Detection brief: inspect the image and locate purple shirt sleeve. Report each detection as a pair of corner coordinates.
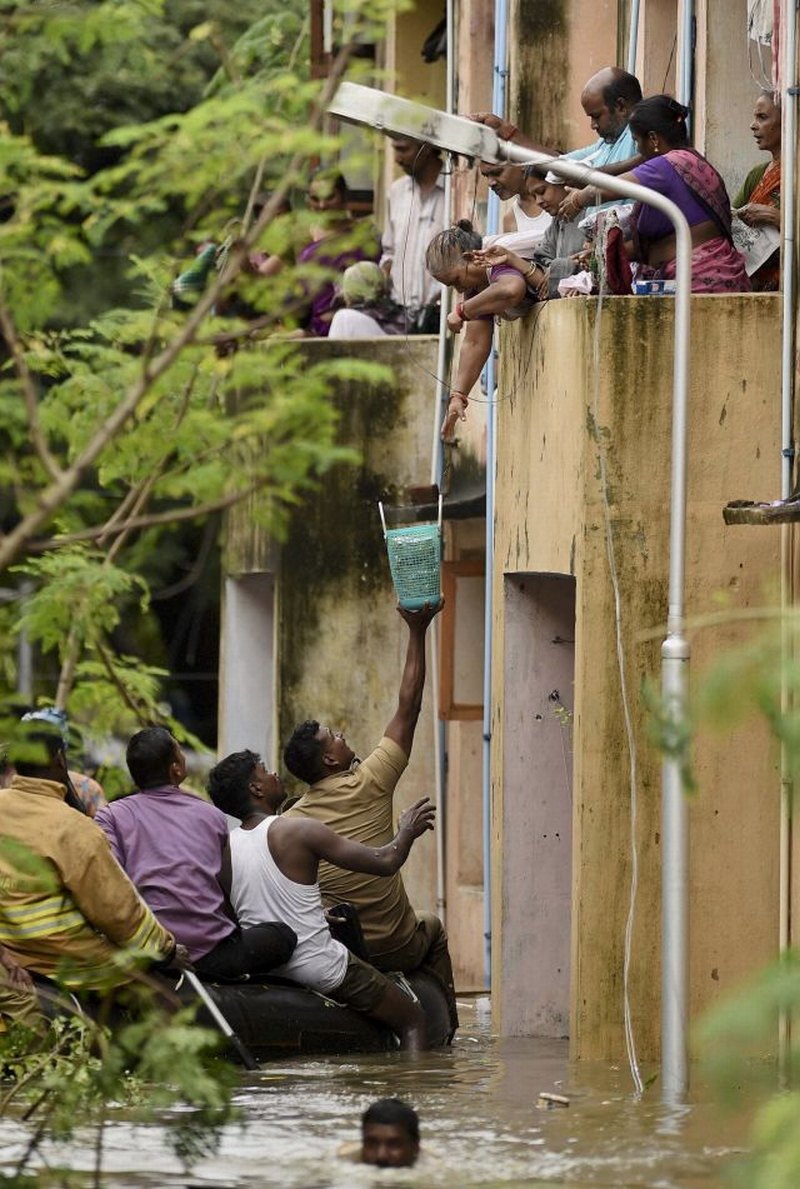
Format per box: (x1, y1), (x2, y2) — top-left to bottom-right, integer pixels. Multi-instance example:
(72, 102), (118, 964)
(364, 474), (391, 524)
(632, 156), (711, 240)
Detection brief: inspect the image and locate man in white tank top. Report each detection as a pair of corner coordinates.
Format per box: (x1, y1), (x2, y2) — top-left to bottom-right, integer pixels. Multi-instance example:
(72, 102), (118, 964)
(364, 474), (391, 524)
(209, 751), (436, 1051)
(479, 161), (552, 257)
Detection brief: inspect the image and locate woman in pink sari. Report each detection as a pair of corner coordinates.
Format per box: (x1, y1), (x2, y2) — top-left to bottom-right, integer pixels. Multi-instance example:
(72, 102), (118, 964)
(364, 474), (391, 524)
(594, 95), (750, 293)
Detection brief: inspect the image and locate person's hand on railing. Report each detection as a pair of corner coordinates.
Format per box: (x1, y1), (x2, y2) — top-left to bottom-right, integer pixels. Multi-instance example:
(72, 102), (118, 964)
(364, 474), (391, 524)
(469, 112), (519, 141)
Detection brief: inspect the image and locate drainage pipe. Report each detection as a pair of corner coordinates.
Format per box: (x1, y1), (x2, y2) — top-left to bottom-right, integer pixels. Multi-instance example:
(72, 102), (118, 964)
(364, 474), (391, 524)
(626, 0), (642, 76)
(326, 80), (695, 1100)
(480, 0), (510, 991)
(429, 0), (456, 927)
(778, 0), (798, 1065)
(677, 0), (694, 116)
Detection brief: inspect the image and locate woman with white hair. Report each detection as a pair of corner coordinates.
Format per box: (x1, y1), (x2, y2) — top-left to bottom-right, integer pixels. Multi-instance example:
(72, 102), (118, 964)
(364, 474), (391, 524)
(328, 261), (406, 339)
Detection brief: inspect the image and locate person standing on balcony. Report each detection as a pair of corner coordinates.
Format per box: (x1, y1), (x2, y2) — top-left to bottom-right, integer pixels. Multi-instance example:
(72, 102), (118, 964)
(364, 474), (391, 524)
(380, 136), (446, 332)
(472, 67), (643, 221)
(591, 95), (752, 293)
(479, 161), (552, 256)
(282, 602), (458, 1037)
(733, 90), (781, 291)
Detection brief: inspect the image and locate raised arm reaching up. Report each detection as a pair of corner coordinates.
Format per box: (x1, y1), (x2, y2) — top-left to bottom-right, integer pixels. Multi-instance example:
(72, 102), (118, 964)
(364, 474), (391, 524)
(383, 603), (442, 760)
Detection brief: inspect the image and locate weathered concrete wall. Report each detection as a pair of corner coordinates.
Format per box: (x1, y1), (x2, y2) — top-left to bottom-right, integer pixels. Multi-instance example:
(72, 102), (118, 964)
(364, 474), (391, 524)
(275, 338), (442, 924)
(493, 296), (784, 1061)
(509, 0), (620, 153)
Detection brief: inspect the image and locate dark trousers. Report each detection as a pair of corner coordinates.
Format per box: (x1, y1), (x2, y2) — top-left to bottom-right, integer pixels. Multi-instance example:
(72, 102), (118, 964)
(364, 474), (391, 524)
(194, 923), (296, 981)
(369, 912), (459, 1034)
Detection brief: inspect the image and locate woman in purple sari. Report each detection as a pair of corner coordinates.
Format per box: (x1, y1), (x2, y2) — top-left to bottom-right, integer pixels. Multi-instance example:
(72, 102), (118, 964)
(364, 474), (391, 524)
(595, 95), (750, 293)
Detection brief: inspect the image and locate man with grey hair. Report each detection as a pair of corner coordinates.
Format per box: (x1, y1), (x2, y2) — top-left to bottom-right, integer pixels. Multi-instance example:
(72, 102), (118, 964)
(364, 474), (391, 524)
(472, 66), (643, 219)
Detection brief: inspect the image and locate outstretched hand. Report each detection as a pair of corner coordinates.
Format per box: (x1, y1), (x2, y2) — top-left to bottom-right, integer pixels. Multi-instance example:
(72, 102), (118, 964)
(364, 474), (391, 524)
(472, 245), (511, 269)
(397, 600), (443, 631)
(469, 111), (517, 141)
(441, 393), (468, 441)
(398, 796), (436, 838)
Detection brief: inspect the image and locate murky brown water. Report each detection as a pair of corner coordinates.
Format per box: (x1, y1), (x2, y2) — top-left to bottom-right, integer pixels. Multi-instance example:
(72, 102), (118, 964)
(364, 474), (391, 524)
(0, 998), (753, 1187)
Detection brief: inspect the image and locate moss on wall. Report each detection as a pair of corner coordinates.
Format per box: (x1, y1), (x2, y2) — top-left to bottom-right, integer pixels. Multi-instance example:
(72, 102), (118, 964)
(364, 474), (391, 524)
(512, 0), (569, 149)
(273, 338), (441, 751)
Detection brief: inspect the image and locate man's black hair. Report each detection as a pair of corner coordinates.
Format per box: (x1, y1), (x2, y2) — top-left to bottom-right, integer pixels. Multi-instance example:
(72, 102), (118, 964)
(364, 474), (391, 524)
(207, 750), (261, 820)
(361, 1098), (420, 1142)
(602, 69), (643, 110)
(11, 721), (65, 778)
(126, 726), (177, 790)
(283, 720), (324, 784)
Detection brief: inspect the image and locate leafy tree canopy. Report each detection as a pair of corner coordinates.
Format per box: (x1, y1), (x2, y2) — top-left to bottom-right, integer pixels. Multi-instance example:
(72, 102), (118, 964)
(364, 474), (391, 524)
(0, 0), (395, 746)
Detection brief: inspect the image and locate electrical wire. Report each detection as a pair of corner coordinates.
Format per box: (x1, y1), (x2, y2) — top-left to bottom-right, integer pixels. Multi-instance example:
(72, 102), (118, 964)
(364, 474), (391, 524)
(590, 272), (644, 1099)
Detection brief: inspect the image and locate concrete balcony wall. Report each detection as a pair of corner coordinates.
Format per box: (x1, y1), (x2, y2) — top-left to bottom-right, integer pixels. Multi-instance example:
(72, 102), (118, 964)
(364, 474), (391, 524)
(492, 295), (784, 1060)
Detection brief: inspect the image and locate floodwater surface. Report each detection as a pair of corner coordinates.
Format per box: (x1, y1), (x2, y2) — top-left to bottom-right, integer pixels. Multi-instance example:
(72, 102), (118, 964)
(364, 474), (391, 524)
(0, 998), (750, 1187)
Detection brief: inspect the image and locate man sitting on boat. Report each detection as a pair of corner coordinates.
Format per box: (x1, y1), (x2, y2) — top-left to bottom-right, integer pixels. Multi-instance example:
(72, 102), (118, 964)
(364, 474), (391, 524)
(95, 727), (296, 981)
(0, 712), (178, 1007)
(282, 603), (458, 1037)
(208, 749), (436, 1051)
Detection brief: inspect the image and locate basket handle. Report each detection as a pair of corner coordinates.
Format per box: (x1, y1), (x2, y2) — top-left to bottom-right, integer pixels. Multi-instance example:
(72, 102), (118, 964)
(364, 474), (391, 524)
(378, 501), (388, 536)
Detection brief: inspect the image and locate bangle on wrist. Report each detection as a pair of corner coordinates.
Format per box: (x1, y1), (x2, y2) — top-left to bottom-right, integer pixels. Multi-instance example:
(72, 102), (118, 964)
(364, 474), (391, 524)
(504, 124), (519, 141)
(455, 301), (471, 322)
(524, 260), (537, 279)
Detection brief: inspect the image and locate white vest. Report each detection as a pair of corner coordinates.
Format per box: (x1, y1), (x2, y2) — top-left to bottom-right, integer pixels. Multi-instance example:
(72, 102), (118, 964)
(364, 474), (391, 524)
(229, 817), (349, 993)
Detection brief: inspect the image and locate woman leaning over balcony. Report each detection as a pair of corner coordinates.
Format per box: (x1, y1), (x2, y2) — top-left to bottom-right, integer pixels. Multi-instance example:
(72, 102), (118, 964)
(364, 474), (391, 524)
(733, 90), (781, 291)
(578, 94), (751, 293)
(426, 220), (531, 442)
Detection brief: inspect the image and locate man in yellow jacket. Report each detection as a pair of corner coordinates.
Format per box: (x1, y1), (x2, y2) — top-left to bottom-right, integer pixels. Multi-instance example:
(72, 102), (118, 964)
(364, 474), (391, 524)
(0, 711), (177, 1006)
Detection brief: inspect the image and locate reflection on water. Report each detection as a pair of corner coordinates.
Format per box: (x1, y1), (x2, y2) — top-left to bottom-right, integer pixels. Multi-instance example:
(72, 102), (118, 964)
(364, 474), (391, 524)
(0, 998), (749, 1187)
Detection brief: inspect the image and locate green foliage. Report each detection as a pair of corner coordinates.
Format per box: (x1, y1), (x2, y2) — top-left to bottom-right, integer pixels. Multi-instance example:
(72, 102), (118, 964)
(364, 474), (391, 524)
(0, 0), (393, 740)
(696, 952), (800, 1188)
(648, 618), (800, 1183)
(0, 996), (237, 1182)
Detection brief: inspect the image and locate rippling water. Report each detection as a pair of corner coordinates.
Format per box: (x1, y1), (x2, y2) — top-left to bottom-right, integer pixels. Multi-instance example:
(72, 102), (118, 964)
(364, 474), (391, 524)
(0, 998), (750, 1187)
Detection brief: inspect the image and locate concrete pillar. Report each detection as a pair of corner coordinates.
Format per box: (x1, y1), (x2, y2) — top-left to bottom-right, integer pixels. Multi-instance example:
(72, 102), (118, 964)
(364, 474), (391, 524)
(495, 572), (575, 1036)
(218, 574), (275, 764)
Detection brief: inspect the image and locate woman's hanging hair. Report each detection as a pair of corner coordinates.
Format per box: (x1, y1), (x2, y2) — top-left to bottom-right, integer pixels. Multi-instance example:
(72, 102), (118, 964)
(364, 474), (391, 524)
(628, 94), (690, 147)
(425, 219), (482, 276)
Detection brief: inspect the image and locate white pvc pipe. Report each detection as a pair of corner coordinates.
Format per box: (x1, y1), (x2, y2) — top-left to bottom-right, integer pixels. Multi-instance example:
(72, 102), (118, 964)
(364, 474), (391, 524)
(627, 0), (642, 76)
(429, 0), (456, 929)
(778, 0), (797, 1067)
(480, 0), (509, 991)
(677, 0), (694, 114)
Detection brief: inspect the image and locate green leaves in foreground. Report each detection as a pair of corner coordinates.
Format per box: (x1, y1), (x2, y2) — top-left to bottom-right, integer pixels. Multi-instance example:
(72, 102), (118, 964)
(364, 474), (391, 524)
(697, 952), (800, 1188)
(0, 998), (237, 1180)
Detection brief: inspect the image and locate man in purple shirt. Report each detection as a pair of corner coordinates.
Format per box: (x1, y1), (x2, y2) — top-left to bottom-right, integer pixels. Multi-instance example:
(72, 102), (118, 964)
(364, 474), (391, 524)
(95, 727), (296, 980)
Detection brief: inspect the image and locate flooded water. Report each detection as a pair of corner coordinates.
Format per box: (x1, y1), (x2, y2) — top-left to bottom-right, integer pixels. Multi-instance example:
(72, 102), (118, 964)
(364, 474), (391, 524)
(0, 998), (752, 1187)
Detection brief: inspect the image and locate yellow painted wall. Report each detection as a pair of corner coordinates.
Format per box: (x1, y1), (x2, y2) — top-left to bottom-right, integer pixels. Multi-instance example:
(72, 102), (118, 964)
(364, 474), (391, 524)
(493, 296), (784, 1060)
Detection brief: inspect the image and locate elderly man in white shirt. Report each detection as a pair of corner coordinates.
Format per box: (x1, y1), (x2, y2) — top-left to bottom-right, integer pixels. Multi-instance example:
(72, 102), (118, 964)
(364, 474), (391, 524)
(380, 136), (446, 332)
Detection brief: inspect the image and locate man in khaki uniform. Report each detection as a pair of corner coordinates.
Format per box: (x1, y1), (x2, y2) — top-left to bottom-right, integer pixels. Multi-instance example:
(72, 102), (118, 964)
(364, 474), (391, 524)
(283, 603), (457, 1034)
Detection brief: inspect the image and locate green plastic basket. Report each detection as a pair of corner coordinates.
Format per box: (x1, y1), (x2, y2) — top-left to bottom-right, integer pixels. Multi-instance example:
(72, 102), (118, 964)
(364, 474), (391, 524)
(379, 496), (442, 611)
